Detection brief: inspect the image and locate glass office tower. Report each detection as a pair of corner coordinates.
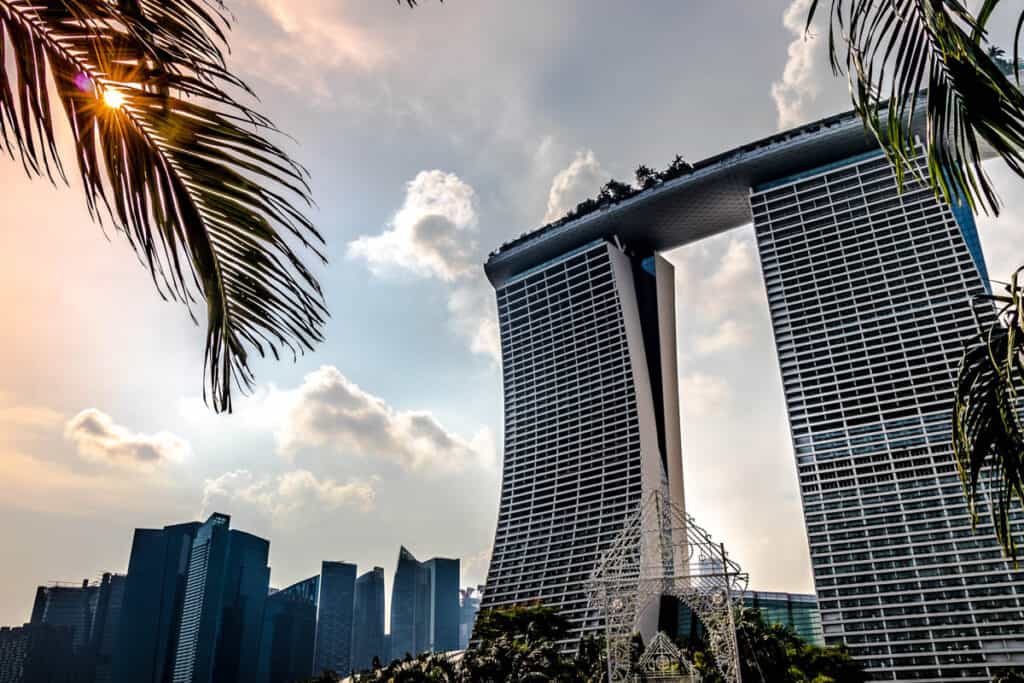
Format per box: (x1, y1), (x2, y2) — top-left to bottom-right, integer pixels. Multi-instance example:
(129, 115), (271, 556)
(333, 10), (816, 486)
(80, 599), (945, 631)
(480, 240), (685, 645)
(389, 548), (428, 660)
(352, 568), (385, 672)
(114, 521), (199, 683)
(424, 558), (460, 653)
(256, 576), (319, 683)
(314, 561), (357, 676)
(752, 152), (1024, 680)
(742, 591), (824, 646)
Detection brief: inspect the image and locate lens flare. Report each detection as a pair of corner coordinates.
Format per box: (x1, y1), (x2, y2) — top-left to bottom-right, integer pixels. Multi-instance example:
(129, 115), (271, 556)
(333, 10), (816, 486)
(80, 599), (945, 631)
(103, 88), (126, 109)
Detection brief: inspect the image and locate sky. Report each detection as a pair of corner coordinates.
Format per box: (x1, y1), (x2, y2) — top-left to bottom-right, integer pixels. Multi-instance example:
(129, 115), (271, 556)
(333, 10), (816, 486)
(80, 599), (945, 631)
(2, 0), (1024, 627)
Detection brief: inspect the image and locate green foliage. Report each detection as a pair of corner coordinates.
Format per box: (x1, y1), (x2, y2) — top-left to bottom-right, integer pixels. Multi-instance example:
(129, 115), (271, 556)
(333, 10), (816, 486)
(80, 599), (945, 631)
(0, 0), (325, 412)
(993, 670), (1024, 683)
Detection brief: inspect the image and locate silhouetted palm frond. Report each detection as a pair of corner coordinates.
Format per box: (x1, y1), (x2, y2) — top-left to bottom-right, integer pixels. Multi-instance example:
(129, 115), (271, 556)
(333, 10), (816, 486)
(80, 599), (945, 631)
(807, 0), (1024, 215)
(954, 269), (1024, 561)
(0, 0), (326, 412)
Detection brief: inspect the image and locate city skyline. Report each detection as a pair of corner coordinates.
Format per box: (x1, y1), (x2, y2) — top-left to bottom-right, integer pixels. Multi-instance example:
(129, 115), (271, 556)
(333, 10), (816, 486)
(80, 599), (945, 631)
(5, 0), (1024, 645)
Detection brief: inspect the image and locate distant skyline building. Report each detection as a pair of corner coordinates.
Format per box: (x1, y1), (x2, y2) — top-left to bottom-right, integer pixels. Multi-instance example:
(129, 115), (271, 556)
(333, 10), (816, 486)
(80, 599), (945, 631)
(351, 568), (385, 672)
(458, 586), (483, 650)
(29, 579), (98, 655)
(742, 591), (823, 647)
(0, 624), (75, 683)
(256, 576), (318, 683)
(482, 107), (1024, 672)
(114, 521), (199, 683)
(170, 513), (271, 683)
(91, 573), (126, 683)
(314, 561), (356, 676)
(389, 548), (462, 658)
(424, 558), (460, 653)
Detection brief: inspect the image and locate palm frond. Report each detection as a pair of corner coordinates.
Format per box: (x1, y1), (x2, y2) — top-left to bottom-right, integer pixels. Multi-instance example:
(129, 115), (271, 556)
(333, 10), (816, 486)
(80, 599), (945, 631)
(0, 0), (326, 412)
(807, 0), (1024, 216)
(953, 270), (1024, 561)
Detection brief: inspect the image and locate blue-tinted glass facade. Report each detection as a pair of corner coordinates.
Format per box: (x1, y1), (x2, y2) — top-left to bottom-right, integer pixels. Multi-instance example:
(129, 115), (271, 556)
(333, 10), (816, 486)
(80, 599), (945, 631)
(256, 576), (318, 683)
(314, 562), (356, 676)
(352, 568), (385, 672)
(389, 547), (426, 660)
(212, 531), (270, 683)
(424, 559), (460, 653)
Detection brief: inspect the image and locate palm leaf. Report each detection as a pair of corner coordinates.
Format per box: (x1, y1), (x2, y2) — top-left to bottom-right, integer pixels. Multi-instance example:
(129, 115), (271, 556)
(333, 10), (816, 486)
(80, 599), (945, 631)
(807, 0), (1024, 216)
(0, 0), (326, 412)
(954, 271), (1024, 561)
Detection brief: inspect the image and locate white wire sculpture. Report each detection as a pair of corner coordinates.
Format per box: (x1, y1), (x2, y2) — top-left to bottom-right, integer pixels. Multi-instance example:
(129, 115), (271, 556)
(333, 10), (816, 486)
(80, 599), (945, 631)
(636, 631), (701, 682)
(586, 490), (749, 683)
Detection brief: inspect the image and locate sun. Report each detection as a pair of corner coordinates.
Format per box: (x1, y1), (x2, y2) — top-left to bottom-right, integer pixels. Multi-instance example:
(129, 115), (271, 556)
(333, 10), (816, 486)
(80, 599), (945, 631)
(102, 88), (126, 109)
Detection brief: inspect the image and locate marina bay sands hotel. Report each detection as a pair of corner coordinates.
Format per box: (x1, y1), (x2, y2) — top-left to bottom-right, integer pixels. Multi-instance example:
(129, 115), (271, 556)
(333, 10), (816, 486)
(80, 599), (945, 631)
(478, 109), (1024, 681)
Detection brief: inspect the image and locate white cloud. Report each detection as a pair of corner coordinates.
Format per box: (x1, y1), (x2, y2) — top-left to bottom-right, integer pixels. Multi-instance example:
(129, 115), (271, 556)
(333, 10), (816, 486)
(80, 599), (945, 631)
(771, 0), (827, 129)
(201, 469), (377, 522)
(543, 150), (607, 223)
(348, 170), (478, 282)
(681, 372), (731, 417)
(64, 409), (189, 469)
(277, 366), (496, 472)
(694, 319), (749, 355)
(448, 277), (502, 362)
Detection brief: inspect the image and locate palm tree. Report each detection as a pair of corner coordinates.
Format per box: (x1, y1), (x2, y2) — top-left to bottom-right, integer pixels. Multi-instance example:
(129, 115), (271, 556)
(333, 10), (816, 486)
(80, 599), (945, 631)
(0, 0), (326, 412)
(806, 1), (1024, 559)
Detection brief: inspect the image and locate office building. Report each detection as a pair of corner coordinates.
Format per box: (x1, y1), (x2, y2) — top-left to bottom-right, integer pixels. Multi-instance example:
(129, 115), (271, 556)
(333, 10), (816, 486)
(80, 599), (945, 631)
(458, 586), (483, 650)
(90, 573), (126, 683)
(0, 624), (75, 683)
(351, 568), (385, 672)
(742, 591), (823, 646)
(256, 577), (318, 683)
(482, 107), (1024, 674)
(29, 580), (98, 655)
(752, 151), (1024, 679)
(170, 513), (271, 683)
(389, 548), (462, 658)
(113, 521), (199, 683)
(313, 562), (356, 676)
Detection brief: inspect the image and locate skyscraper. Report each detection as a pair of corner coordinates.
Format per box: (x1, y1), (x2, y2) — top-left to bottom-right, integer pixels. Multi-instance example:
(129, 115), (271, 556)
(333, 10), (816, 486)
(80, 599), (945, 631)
(256, 576), (318, 683)
(388, 548), (425, 661)
(742, 591), (824, 647)
(113, 521), (199, 683)
(458, 586), (483, 650)
(482, 107), (1024, 670)
(752, 151), (1024, 679)
(29, 579), (98, 655)
(170, 513), (271, 683)
(0, 624), (75, 683)
(424, 559), (460, 654)
(351, 568), (385, 672)
(90, 573), (126, 683)
(389, 548), (461, 658)
(313, 561), (356, 676)
(481, 241), (685, 644)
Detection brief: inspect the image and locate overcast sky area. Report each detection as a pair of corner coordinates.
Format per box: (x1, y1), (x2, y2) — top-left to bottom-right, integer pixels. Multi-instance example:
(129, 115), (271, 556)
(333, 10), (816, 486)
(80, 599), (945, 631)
(3, 0), (1024, 627)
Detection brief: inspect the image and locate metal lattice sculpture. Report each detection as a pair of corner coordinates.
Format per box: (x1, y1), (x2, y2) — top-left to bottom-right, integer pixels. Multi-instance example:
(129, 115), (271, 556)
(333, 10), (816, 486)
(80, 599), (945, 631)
(636, 631), (701, 682)
(586, 490), (748, 683)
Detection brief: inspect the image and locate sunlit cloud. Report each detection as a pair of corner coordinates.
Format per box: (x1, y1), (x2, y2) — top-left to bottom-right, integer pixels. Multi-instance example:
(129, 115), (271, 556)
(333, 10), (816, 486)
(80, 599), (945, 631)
(65, 408), (189, 469)
(542, 150), (606, 224)
(771, 0), (827, 129)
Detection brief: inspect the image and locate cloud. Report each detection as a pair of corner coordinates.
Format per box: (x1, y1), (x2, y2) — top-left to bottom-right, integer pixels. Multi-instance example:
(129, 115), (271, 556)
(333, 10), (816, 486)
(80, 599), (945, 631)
(349, 171), (500, 362)
(681, 372), (731, 417)
(348, 170), (479, 282)
(64, 409), (189, 469)
(694, 319), (749, 355)
(201, 469), (377, 522)
(771, 0), (827, 129)
(543, 150), (607, 223)
(0, 392), (62, 430)
(277, 366), (495, 472)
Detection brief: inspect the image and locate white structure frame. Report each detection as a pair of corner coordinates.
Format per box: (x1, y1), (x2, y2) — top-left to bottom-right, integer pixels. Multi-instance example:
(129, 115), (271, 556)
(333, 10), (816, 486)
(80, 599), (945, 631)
(587, 491), (748, 683)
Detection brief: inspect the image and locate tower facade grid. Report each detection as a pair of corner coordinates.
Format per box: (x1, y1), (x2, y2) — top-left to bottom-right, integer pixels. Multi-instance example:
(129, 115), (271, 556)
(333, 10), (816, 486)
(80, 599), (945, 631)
(752, 151), (1024, 680)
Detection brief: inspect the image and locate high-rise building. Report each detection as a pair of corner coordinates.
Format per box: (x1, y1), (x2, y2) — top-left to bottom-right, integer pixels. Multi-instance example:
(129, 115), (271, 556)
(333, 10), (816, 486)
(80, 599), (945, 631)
(256, 577), (318, 683)
(389, 548), (426, 661)
(480, 241), (685, 644)
(90, 573), (126, 683)
(170, 513), (271, 683)
(424, 559), (460, 653)
(313, 562), (356, 676)
(752, 151), (1024, 679)
(30, 580), (98, 655)
(742, 591), (824, 647)
(389, 549), (462, 658)
(0, 624), (75, 683)
(113, 521), (199, 683)
(481, 108), (1024, 673)
(458, 586), (483, 650)
(351, 568), (385, 672)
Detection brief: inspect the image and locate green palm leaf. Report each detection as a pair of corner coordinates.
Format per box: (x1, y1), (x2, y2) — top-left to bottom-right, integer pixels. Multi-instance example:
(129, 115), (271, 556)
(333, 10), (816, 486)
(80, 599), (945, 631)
(953, 271), (1024, 561)
(0, 0), (326, 412)
(807, 0), (1024, 215)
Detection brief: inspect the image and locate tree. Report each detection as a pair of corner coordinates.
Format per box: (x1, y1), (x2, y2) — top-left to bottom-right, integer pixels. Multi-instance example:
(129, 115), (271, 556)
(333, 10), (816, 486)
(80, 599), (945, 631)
(807, 0), (1024, 560)
(0, 0), (326, 412)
